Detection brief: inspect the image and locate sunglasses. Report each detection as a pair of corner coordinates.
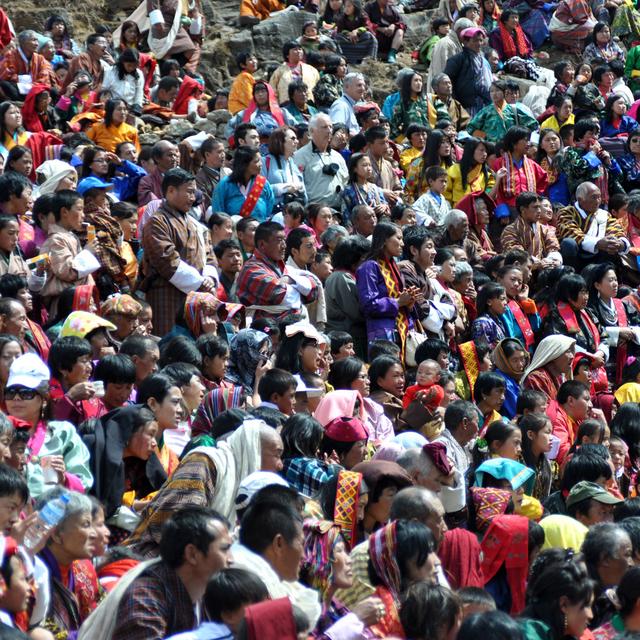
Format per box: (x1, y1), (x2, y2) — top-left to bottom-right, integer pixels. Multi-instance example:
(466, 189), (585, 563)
(5, 388), (38, 401)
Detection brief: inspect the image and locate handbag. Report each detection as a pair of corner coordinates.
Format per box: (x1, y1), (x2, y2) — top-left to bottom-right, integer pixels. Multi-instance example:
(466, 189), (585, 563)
(405, 317), (428, 368)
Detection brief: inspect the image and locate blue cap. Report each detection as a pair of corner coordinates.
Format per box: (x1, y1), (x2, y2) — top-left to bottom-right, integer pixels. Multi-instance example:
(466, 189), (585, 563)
(77, 176), (114, 195)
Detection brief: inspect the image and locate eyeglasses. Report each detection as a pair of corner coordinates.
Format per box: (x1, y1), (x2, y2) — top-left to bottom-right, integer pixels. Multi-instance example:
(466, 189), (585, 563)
(5, 387), (38, 401)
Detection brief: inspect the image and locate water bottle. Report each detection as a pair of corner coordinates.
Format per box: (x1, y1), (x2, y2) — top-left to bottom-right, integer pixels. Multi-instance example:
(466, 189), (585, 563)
(23, 494), (70, 551)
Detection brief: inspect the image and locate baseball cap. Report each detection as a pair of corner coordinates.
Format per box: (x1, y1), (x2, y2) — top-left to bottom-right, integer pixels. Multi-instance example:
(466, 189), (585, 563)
(77, 176), (114, 196)
(235, 471), (289, 511)
(7, 354), (50, 391)
(461, 26), (486, 39)
(566, 481), (623, 508)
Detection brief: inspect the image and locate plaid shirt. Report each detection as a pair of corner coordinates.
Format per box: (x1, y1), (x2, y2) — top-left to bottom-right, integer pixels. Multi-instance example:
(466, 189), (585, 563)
(112, 562), (197, 640)
(283, 457), (334, 498)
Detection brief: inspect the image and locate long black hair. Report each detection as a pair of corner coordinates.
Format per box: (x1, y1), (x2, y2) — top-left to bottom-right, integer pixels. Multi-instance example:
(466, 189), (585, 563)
(115, 47), (140, 81)
(104, 99), (127, 128)
(229, 146), (260, 185)
(422, 129), (453, 173)
(366, 221), (401, 261)
(460, 137), (490, 190)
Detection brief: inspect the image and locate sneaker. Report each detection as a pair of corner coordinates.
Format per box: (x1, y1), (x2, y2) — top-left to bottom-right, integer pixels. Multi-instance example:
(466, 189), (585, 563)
(387, 50), (397, 63)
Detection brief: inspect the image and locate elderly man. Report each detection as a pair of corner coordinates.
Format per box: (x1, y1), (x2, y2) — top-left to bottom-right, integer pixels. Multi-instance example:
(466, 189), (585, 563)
(293, 113), (348, 210)
(329, 72), (367, 135)
(62, 33), (111, 92)
(270, 41), (320, 104)
(435, 401), (478, 479)
(138, 140), (180, 206)
(427, 73), (470, 131)
(0, 30), (51, 99)
(437, 209), (479, 265)
(557, 181), (629, 270)
(236, 221), (318, 322)
(351, 205), (377, 238)
(427, 18), (475, 88)
(444, 26), (493, 115)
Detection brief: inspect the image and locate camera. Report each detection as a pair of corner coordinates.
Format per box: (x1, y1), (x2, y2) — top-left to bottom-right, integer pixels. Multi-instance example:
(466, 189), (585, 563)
(322, 163), (339, 177)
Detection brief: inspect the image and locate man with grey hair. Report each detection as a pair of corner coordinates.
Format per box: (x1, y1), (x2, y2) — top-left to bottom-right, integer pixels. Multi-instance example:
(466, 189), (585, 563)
(438, 209), (479, 264)
(293, 113), (348, 209)
(329, 72), (367, 135)
(557, 181), (629, 270)
(435, 400), (478, 478)
(0, 30), (51, 99)
(427, 73), (470, 130)
(428, 18), (475, 87)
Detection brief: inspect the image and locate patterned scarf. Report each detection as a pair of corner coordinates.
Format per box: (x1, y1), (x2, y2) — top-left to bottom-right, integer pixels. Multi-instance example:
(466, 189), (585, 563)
(499, 22), (529, 59)
(458, 341), (480, 399)
(302, 519), (343, 596)
(377, 258), (410, 361)
(469, 486), (512, 532)
(184, 291), (221, 337)
(191, 387), (244, 437)
(369, 521), (401, 600)
(333, 470), (362, 550)
(502, 153), (537, 199)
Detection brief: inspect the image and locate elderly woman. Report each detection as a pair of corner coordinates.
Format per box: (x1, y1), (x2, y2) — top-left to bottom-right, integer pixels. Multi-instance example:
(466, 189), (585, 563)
(160, 292), (225, 348)
(100, 294), (142, 346)
(37, 487), (99, 638)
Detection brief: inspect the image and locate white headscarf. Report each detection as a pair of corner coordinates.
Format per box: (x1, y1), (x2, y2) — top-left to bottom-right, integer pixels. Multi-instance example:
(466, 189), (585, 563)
(36, 160), (76, 195)
(521, 335), (576, 384)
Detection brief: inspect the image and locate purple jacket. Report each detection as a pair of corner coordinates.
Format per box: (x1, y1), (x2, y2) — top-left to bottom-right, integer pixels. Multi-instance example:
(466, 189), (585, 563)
(356, 259), (414, 344)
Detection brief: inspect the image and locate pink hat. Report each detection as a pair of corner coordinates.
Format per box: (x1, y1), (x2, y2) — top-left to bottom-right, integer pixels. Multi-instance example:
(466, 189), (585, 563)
(461, 26), (486, 39)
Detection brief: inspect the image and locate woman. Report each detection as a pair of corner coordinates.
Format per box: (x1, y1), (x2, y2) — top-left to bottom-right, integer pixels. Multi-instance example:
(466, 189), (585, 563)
(619, 131), (640, 191)
(318, 415), (368, 470)
(325, 236), (369, 360)
(333, 0), (378, 63)
(118, 20), (142, 50)
(455, 192), (496, 262)
(401, 582), (462, 640)
(45, 285), (100, 342)
(540, 97), (575, 133)
(491, 125), (548, 211)
(535, 128), (570, 206)
(520, 555), (594, 640)
(37, 488), (100, 639)
(550, 0), (597, 52)
(342, 153), (389, 221)
(368, 355), (412, 432)
(568, 63), (605, 120)
(445, 137), (496, 205)
(480, 0), (502, 31)
(489, 9), (534, 61)
(584, 22), (625, 63)
(195, 334), (231, 390)
(307, 204), (335, 246)
(356, 222), (417, 360)
(80, 145), (144, 203)
(36, 160), (77, 197)
(587, 263), (640, 385)
(473, 373), (507, 434)
(86, 99), (140, 154)
(468, 82), (539, 144)
(367, 520), (439, 638)
(5, 353), (92, 499)
(5, 146), (34, 182)
(519, 412), (554, 501)
(261, 126), (306, 210)
(493, 338), (529, 419)
(600, 94), (639, 138)
(328, 357), (395, 442)
(161, 292), (223, 347)
(101, 49), (145, 113)
(313, 55), (347, 111)
(593, 566), (640, 640)
(405, 130), (453, 203)
(521, 334), (577, 404)
(276, 322), (324, 376)
(212, 146), (275, 222)
(45, 15), (80, 59)
(224, 328), (272, 400)
(21, 84), (61, 133)
(547, 61), (576, 107)
(390, 71), (435, 141)
(137, 373), (183, 478)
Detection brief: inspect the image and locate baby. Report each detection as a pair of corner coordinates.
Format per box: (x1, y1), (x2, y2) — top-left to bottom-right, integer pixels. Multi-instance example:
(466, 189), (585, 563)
(403, 359), (444, 411)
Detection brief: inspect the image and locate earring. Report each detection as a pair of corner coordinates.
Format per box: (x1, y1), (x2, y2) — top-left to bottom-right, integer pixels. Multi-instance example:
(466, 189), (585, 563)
(563, 614), (568, 633)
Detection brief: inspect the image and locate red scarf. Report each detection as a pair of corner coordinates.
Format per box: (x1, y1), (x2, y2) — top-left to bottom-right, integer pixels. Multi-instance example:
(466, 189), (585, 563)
(0, 8), (14, 50)
(238, 175), (267, 218)
(499, 22), (529, 58)
(438, 527), (485, 589)
(502, 153), (537, 200)
(557, 302), (600, 348)
(507, 299), (534, 350)
(21, 84), (50, 133)
(26, 319), (51, 361)
(173, 75), (204, 116)
(73, 284), (99, 311)
(138, 53), (157, 100)
(241, 82), (286, 128)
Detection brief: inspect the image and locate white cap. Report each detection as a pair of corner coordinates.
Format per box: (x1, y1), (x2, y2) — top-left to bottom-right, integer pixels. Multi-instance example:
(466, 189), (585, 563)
(7, 354), (50, 391)
(235, 471), (289, 511)
(293, 374), (324, 397)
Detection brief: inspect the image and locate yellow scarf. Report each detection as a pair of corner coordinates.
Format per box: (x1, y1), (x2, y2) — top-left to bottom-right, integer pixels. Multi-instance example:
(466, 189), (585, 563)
(377, 258), (410, 362)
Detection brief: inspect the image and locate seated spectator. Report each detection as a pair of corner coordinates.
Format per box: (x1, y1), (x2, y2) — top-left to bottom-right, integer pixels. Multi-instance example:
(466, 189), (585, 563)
(269, 42), (320, 105)
(365, 0), (406, 63)
(229, 53), (258, 115)
(0, 30), (51, 100)
(329, 72), (367, 137)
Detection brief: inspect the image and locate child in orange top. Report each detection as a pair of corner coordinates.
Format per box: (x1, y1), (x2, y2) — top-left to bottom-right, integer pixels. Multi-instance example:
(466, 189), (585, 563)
(403, 359), (445, 411)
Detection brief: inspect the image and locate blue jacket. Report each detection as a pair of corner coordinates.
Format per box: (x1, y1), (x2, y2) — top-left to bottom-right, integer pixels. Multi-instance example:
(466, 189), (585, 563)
(212, 176), (275, 222)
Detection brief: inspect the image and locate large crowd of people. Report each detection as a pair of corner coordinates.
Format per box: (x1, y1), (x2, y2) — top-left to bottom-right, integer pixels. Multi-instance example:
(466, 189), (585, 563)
(1, 0), (640, 638)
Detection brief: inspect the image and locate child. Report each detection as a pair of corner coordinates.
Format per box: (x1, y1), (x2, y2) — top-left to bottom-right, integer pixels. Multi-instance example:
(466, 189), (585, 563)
(609, 436), (627, 484)
(294, 372), (325, 414)
(328, 331), (355, 361)
(93, 354), (137, 412)
(457, 587), (496, 620)
(282, 202), (306, 235)
(257, 369), (298, 416)
(412, 166), (451, 228)
(515, 389), (548, 417)
(417, 17), (451, 65)
(39, 190), (100, 315)
(615, 356), (640, 405)
(403, 359), (445, 411)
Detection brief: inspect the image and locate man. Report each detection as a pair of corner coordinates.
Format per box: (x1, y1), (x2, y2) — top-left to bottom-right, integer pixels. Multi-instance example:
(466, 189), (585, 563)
(235, 123), (260, 150)
(365, 0), (406, 63)
(427, 18), (475, 88)
(351, 205), (377, 239)
(293, 113), (348, 210)
(444, 27), (492, 115)
(557, 182), (629, 270)
(196, 137), (230, 213)
(232, 499), (321, 625)
(236, 216), (258, 261)
(566, 481), (622, 527)
(427, 73), (470, 131)
(120, 335), (160, 391)
(140, 168), (215, 336)
(236, 221), (318, 322)
(269, 41), (320, 104)
(365, 126), (402, 204)
(501, 192), (562, 268)
(0, 299), (28, 350)
(0, 30), (51, 100)
(285, 227), (326, 330)
(138, 141), (180, 207)
(63, 33), (111, 92)
(329, 72), (367, 136)
(108, 507), (232, 640)
(552, 380), (593, 466)
(438, 209), (479, 265)
(150, 76), (181, 108)
(435, 400), (478, 478)
(214, 239), (243, 303)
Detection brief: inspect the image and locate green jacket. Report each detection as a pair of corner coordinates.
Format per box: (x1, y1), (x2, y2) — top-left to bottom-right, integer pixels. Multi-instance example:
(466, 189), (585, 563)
(467, 102), (538, 143)
(519, 619), (554, 640)
(625, 44), (640, 94)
